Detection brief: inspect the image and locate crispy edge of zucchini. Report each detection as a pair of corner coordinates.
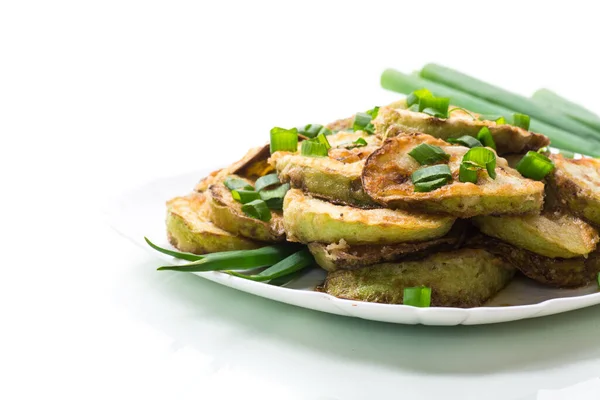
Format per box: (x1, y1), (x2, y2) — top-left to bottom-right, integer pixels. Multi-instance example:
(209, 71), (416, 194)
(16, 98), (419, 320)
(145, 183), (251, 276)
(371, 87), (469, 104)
(322, 248), (515, 308)
(166, 193), (261, 254)
(206, 177), (286, 242)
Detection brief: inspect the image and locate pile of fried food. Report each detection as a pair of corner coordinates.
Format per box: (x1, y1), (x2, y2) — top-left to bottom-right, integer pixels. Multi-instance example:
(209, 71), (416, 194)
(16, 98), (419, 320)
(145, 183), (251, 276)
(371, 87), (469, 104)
(163, 94), (600, 308)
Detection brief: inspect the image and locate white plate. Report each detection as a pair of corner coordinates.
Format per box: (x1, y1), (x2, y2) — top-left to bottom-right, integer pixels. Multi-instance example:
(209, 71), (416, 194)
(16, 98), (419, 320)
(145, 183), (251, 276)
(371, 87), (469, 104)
(106, 169), (600, 326)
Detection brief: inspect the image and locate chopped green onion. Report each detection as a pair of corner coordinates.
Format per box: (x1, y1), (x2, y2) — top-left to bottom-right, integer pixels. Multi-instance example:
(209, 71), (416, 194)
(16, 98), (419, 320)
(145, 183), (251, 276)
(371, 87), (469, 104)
(270, 127), (299, 154)
(406, 88), (433, 107)
(224, 177), (254, 191)
(301, 140), (328, 157)
(408, 104), (420, 112)
(315, 132), (331, 150)
(226, 249), (314, 282)
(268, 268), (307, 287)
(414, 177), (450, 192)
(495, 116), (506, 125)
(231, 189), (261, 204)
(513, 113), (531, 130)
(347, 137), (368, 148)
(516, 151), (555, 180)
(145, 237), (204, 261)
(241, 199), (272, 221)
(447, 135), (482, 148)
(448, 107), (477, 120)
(157, 245), (299, 272)
(403, 286), (432, 307)
(411, 164), (452, 184)
(477, 127), (496, 150)
(459, 147), (497, 183)
(353, 112), (372, 132)
(408, 143), (450, 165)
(255, 173), (280, 192)
(297, 124), (332, 138)
(419, 96), (450, 118)
(259, 183), (290, 210)
(363, 106), (380, 134)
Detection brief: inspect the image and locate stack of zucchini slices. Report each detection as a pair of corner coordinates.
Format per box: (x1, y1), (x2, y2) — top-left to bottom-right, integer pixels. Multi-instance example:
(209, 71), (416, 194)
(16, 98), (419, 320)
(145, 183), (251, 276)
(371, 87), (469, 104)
(164, 91), (600, 308)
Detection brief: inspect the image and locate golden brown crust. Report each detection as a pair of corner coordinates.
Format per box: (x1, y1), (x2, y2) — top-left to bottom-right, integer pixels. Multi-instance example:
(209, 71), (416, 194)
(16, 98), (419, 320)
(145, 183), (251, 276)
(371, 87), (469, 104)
(361, 133), (545, 217)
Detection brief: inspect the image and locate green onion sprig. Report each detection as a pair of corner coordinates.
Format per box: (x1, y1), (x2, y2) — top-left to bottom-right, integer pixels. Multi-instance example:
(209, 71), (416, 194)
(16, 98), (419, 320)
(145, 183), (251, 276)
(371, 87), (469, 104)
(224, 177), (254, 191)
(477, 127), (496, 150)
(241, 199), (272, 221)
(411, 164), (452, 192)
(459, 147), (496, 183)
(144, 237), (204, 261)
(231, 190), (261, 204)
(301, 139), (329, 157)
(226, 249), (314, 282)
(297, 124), (331, 139)
(447, 136), (482, 148)
(513, 113), (531, 130)
(408, 143), (450, 165)
(270, 127), (299, 154)
(516, 151), (555, 180)
(255, 173), (281, 192)
(403, 286), (432, 307)
(259, 183), (290, 210)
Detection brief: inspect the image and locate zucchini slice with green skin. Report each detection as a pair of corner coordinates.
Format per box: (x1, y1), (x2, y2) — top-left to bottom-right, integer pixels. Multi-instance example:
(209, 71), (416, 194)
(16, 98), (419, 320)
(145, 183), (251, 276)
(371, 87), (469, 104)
(271, 132), (381, 207)
(547, 154), (600, 226)
(206, 176), (286, 242)
(308, 224), (464, 272)
(472, 209), (599, 259)
(373, 104), (549, 155)
(195, 144), (273, 193)
(362, 133), (545, 217)
(283, 189), (455, 245)
(323, 248), (515, 308)
(469, 235), (600, 288)
(166, 193), (261, 254)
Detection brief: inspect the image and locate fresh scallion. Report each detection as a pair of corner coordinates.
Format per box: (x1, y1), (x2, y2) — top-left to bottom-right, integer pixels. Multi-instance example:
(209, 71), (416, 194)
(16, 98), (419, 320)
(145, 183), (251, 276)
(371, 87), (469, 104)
(419, 96), (450, 118)
(411, 164), (452, 184)
(513, 113), (531, 130)
(144, 237), (204, 261)
(403, 286), (432, 307)
(270, 127), (299, 154)
(259, 183), (290, 210)
(447, 135), (482, 148)
(353, 112), (372, 132)
(255, 173), (281, 192)
(406, 88), (433, 107)
(477, 127), (496, 150)
(241, 199), (272, 221)
(346, 137), (368, 148)
(224, 177), (254, 191)
(297, 124), (332, 139)
(226, 249), (314, 282)
(231, 189), (261, 204)
(495, 116), (506, 125)
(515, 151), (555, 180)
(414, 177), (450, 192)
(315, 132), (331, 150)
(408, 143), (450, 165)
(363, 106), (380, 134)
(301, 139), (329, 157)
(157, 245), (300, 272)
(459, 147), (497, 183)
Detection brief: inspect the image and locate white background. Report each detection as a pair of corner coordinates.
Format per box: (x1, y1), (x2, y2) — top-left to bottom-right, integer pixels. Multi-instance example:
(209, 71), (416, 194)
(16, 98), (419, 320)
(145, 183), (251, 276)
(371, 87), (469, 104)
(2, 1), (600, 399)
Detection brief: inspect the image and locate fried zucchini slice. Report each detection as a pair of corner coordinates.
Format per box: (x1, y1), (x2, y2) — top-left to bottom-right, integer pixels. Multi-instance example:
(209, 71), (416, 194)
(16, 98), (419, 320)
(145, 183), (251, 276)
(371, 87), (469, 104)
(472, 209), (599, 258)
(283, 189), (455, 245)
(373, 104), (549, 154)
(166, 194), (260, 254)
(308, 223), (465, 272)
(362, 133), (545, 217)
(195, 144), (273, 192)
(323, 248), (515, 307)
(206, 177), (285, 242)
(547, 154), (600, 225)
(271, 132), (381, 207)
(469, 235), (600, 288)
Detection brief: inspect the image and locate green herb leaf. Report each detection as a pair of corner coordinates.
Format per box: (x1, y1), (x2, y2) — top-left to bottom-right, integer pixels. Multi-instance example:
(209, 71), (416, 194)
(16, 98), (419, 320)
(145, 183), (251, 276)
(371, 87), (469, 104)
(241, 199), (272, 221)
(447, 135), (483, 148)
(259, 183), (291, 210)
(477, 127), (496, 150)
(145, 237), (204, 261)
(516, 151), (555, 180)
(270, 127), (299, 154)
(403, 286), (432, 307)
(408, 143), (450, 165)
(224, 177), (254, 191)
(226, 249), (314, 282)
(513, 113), (531, 130)
(347, 137), (368, 148)
(157, 245), (300, 272)
(231, 189), (261, 204)
(255, 173), (281, 192)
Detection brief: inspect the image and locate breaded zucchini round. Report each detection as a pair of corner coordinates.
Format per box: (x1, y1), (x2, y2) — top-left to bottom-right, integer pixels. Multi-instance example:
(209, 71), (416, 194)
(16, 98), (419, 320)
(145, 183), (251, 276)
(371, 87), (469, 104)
(166, 193), (260, 254)
(547, 154), (600, 226)
(283, 189), (456, 245)
(206, 177), (286, 242)
(362, 133), (545, 217)
(472, 210), (599, 259)
(323, 248), (515, 308)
